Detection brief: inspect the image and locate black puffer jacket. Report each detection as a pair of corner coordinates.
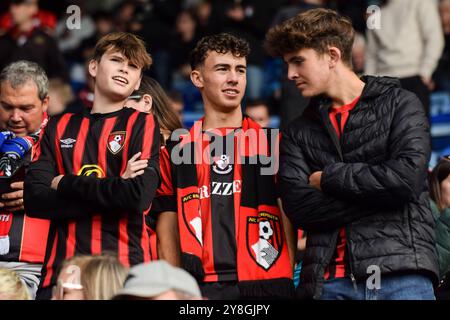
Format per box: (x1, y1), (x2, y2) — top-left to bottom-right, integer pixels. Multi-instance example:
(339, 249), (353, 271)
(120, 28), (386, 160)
(279, 76), (439, 299)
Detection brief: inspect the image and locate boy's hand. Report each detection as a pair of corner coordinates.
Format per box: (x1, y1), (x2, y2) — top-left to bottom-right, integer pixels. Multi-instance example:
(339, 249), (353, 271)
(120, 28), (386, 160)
(122, 152), (148, 179)
(309, 171), (322, 191)
(51, 175), (64, 190)
(0, 181), (24, 212)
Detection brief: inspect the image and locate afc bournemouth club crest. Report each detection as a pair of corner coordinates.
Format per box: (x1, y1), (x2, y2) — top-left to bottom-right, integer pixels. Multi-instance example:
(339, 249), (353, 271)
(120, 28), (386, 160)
(246, 213), (283, 270)
(212, 154), (232, 175)
(107, 131), (126, 154)
(181, 192), (203, 245)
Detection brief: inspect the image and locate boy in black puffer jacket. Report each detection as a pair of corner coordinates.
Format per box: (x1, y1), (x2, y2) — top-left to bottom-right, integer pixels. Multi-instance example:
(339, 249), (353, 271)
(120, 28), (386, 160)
(265, 8), (438, 300)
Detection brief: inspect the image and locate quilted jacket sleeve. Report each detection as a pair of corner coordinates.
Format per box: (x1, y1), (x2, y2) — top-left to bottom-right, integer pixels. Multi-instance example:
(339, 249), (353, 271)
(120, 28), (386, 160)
(320, 91), (430, 204)
(279, 126), (378, 232)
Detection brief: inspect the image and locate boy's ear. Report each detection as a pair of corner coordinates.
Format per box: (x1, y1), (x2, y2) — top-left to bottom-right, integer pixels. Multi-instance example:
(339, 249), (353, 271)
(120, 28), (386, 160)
(190, 69), (204, 89)
(143, 94), (153, 113)
(328, 47), (341, 68)
(88, 59), (98, 78)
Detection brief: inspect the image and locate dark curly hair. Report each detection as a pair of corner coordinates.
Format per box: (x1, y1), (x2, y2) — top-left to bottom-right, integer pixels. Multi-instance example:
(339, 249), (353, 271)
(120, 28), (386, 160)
(264, 8), (355, 66)
(189, 33), (250, 70)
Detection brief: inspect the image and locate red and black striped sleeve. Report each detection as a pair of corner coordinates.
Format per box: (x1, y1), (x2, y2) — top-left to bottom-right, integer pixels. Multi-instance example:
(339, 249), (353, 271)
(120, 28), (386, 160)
(24, 116), (95, 220)
(56, 113), (161, 213)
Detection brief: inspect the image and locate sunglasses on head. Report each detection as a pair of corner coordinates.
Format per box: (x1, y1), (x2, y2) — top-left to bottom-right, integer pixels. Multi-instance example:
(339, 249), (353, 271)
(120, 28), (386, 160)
(440, 155), (450, 162)
(52, 280), (84, 300)
(127, 94), (142, 101)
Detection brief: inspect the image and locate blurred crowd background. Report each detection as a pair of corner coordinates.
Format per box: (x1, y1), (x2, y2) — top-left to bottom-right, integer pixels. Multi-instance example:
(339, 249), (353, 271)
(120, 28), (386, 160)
(0, 0), (449, 163)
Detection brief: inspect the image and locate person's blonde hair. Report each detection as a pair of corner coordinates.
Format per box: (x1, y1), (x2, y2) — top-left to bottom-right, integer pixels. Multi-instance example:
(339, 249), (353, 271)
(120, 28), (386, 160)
(58, 255), (93, 278)
(81, 254), (127, 300)
(0, 268), (31, 300)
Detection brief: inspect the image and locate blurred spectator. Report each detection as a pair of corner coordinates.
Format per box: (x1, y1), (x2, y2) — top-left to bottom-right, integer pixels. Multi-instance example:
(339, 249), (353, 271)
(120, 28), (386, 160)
(0, 267), (30, 300)
(0, 60), (50, 300)
(170, 9), (202, 112)
(365, 0), (444, 116)
(193, 0), (219, 37)
(0, 0), (56, 35)
(47, 78), (73, 116)
(428, 156), (450, 299)
(167, 90), (185, 125)
(0, 0), (69, 81)
(114, 0), (137, 32)
(48, 78), (85, 115)
(428, 157), (450, 278)
(78, 11), (115, 63)
(352, 32), (365, 75)
(51, 255), (90, 300)
(113, 261), (202, 300)
(76, 61), (95, 109)
(81, 255), (127, 300)
(170, 9), (199, 78)
(440, 0), (450, 37)
(52, 255), (127, 300)
(217, 0), (286, 100)
(433, 0), (450, 92)
(55, 3), (95, 55)
(245, 99), (270, 128)
(139, 0), (182, 89)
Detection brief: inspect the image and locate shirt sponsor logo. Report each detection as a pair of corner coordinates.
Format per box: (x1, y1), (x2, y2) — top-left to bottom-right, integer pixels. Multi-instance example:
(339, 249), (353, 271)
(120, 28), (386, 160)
(198, 180), (242, 199)
(0, 214), (11, 222)
(60, 138), (76, 148)
(77, 164), (105, 178)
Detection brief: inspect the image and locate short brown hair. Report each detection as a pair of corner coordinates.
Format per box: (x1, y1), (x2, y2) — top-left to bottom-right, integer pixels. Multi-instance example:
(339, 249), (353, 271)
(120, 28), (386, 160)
(265, 8), (355, 66)
(93, 32), (152, 71)
(189, 33), (250, 70)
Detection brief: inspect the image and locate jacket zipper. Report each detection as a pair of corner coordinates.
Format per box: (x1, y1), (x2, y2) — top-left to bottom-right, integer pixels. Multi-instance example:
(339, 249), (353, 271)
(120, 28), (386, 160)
(315, 230), (340, 299)
(320, 103), (359, 292)
(346, 226), (358, 292)
(339, 104), (359, 292)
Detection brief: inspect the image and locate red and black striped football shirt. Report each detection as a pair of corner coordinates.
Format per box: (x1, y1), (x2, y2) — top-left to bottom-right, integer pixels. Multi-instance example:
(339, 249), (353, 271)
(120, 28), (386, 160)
(24, 108), (160, 288)
(0, 157), (50, 264)
(154, 128), (247, 282)
(1, 122), (50, 265)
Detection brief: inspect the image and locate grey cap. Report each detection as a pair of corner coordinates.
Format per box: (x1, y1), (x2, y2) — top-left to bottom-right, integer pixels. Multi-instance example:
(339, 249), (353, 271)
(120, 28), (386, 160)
(114, 261), (201, 299)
